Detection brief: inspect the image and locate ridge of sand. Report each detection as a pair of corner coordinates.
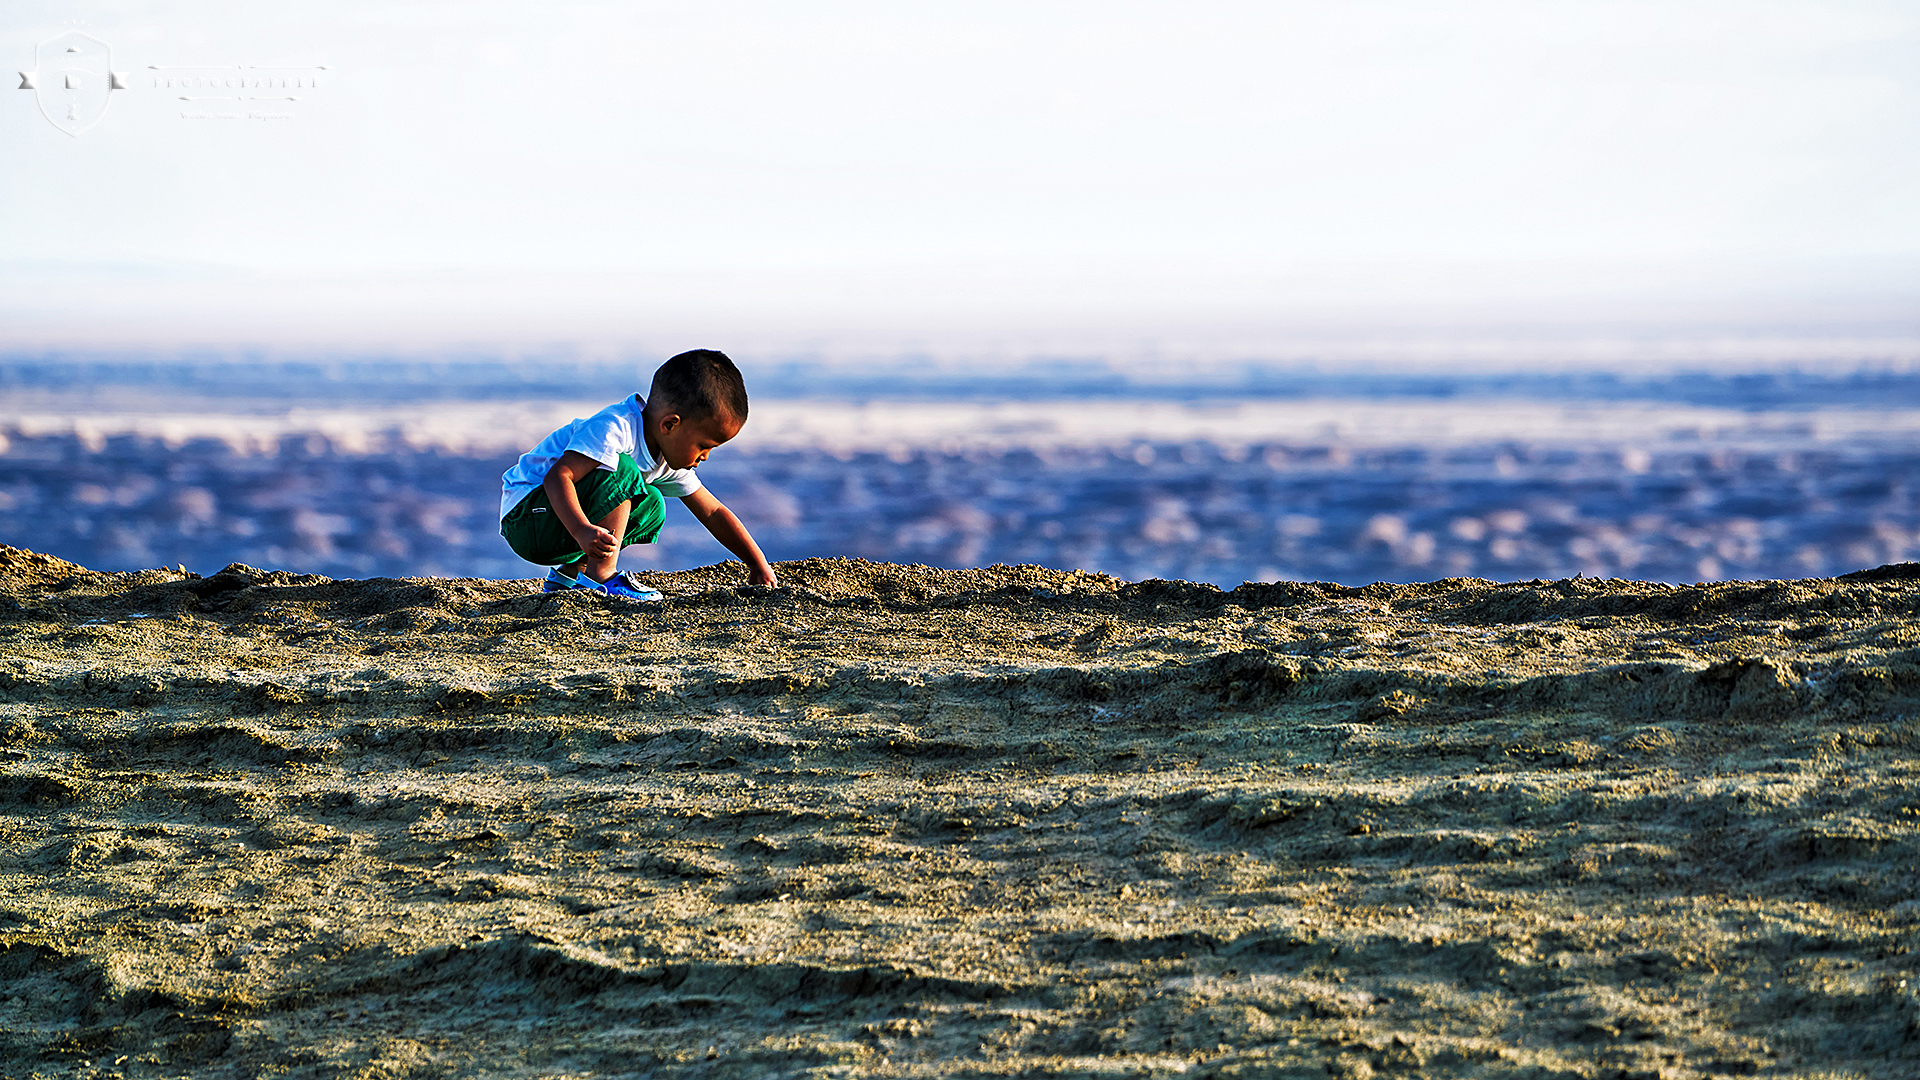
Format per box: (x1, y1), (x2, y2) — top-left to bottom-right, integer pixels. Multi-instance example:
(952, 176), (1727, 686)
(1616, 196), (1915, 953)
(0, 545), (1916, 1078)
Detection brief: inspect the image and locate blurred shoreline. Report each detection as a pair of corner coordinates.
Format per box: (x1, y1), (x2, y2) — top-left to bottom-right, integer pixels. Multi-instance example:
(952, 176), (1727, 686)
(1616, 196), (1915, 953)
(9, 351), (1920, 405)
(5, 359), (1920, 587)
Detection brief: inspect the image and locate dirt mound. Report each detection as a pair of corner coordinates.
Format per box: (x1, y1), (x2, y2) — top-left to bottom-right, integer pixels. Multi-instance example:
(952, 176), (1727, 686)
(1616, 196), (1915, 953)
(1, 549), (1916, 1077)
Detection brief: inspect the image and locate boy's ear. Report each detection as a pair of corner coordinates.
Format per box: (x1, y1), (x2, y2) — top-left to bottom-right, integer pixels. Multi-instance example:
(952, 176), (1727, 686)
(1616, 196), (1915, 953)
(657, 412), (682, 433)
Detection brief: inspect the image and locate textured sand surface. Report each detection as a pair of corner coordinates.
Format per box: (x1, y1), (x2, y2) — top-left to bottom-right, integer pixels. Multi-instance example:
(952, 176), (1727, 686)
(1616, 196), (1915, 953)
(0, 546), (1916, 1078)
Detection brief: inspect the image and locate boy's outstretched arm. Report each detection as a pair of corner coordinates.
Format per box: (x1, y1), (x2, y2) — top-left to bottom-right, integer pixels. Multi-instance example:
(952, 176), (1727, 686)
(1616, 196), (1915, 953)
(681, 488), (778, 587)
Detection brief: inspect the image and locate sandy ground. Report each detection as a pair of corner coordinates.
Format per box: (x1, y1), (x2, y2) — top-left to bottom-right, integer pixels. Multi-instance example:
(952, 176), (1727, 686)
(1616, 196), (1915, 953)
(0, 545), (1916, 1079)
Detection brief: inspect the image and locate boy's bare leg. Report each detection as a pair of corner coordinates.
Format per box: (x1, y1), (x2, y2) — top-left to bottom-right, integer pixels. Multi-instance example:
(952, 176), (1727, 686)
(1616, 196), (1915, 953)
(576, 498), (631, 583)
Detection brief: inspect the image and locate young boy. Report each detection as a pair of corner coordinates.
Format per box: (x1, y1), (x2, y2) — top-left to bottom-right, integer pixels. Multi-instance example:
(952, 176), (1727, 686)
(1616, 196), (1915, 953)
(499, 349), (778, 599)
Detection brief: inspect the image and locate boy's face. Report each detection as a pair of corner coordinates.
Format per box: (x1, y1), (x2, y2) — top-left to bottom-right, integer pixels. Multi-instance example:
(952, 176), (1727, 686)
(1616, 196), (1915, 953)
(654, 408), (741, 470)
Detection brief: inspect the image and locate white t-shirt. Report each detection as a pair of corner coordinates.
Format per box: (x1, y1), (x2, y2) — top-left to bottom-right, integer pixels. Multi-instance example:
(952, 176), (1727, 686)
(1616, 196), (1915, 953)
(499, 394), (704, 519)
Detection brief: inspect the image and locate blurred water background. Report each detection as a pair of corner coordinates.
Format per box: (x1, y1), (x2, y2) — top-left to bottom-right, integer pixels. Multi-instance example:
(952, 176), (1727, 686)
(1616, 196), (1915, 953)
(6, 4), (1916, 588)
(5, 354), (1920, 588)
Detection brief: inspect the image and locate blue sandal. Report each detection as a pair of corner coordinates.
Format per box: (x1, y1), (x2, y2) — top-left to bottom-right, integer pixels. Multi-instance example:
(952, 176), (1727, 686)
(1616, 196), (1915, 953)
(545, 567), (662, 601)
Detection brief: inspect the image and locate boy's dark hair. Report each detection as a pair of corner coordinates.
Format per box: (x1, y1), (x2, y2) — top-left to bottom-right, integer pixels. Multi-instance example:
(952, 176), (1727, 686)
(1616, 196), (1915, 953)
(650, 349), (748, 423)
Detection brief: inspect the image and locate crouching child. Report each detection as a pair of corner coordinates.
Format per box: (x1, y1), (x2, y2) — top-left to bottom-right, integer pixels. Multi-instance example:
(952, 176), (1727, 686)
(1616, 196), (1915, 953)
(498, 349), (778, 599)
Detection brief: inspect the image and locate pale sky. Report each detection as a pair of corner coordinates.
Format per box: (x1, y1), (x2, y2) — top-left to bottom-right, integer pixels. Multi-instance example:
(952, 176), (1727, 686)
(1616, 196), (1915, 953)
(3, 0), (1917, 363)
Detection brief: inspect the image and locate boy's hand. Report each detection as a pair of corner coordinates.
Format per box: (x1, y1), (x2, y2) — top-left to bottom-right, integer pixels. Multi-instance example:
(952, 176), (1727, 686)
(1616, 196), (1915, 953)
(682, 488), (778, 590)
(571, 522), (621, 560)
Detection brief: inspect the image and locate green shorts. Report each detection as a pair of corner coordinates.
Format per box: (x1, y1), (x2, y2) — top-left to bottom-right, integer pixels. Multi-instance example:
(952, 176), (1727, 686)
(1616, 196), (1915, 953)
(500, 452), (667, 566)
